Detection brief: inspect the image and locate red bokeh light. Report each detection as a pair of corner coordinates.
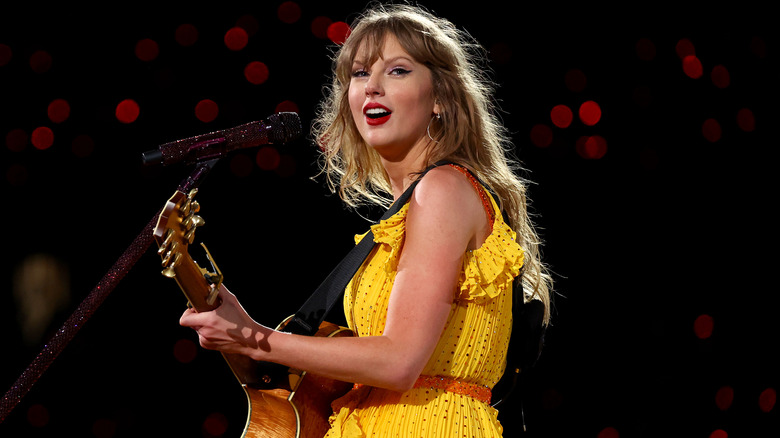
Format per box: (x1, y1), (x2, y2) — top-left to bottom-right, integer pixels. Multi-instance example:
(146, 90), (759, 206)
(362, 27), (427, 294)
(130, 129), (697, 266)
(31, 126), (54, 150)
(737, 108), (755, 132)
(635, 37), (656, 61)
(311, 16), (333, 39)
(29, 50), (52, 73)
(6, 128), (28, 152)
(327, 21), (351, 45)
(26, 404), (49, 428)
(576, 135), (607, 159)
(598, 426), (619, 438)
(676, 38), (696, 59)
(175, 24), (198, 47)
(715, 385), (734, 411)
(224, 27), (249, 51)
(683, 55), (703, 79)
(564, 69), (587, 93)
(759, 387), (776, 413)
(47, 98), (70, 123)
(550, 104), (573, 128)
(530, 124), (553, 148)
(275, 100), (299, 114)
(229, 154), (254, 178)
(709, 429), (728, 438)
(278, 1), (302, 24)
(702, 118), (722, 143)
(579, 100), (602, 126)
(202, 412), (229, 437)
(135, 38), (159, 62)
(244, 61), (269, 85)
(256, 146), (281, 170)
(116, 99), (140, 123)
(694, 314), (714, 339)
(195, 99), (219, 123)
(711, 65), (730, 88)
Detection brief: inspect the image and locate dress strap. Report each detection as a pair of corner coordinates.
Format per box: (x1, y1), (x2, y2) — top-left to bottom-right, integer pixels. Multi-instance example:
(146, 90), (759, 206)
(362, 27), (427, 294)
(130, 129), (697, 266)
(447, 164), (495, 230)
(413, 375), (493, 404)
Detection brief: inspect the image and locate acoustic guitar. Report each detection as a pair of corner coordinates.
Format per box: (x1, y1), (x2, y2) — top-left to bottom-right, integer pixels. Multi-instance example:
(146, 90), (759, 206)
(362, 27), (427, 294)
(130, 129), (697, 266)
(153, 188), (353, 437)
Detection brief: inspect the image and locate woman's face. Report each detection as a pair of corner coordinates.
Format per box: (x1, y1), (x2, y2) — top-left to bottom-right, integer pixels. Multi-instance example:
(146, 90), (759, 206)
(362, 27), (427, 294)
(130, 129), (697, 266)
(348, 34), (439, 159)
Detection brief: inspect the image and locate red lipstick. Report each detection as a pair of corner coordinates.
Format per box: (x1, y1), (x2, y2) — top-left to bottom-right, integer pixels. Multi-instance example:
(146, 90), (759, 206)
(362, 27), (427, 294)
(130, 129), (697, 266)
(364, 103), (391, 126)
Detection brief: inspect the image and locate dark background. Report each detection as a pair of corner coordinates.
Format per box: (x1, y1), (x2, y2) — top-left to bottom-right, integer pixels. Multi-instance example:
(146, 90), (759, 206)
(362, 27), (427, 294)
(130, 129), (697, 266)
(1, 3), (776, 437)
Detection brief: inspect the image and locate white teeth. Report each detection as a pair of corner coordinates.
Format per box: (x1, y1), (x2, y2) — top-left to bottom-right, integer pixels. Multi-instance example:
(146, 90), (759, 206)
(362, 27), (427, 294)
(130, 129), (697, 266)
(366, 108), (390, 115)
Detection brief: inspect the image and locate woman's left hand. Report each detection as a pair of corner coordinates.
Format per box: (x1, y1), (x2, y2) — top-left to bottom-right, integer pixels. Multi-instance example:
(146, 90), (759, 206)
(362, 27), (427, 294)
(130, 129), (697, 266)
(179, 284), (271, 357)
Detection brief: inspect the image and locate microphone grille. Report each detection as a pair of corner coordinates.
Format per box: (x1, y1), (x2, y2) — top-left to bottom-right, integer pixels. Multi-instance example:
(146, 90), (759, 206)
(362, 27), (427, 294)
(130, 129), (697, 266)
(268, 112), (302, 144)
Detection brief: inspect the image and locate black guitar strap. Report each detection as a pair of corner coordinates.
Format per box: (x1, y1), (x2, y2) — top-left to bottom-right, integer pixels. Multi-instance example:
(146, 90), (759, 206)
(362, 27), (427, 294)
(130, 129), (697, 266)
(281, 161), (449, 336)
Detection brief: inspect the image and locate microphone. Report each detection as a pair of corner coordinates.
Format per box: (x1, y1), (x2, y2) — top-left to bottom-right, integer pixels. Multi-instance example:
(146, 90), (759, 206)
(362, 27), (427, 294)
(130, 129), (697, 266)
(141, 112), (302, 166)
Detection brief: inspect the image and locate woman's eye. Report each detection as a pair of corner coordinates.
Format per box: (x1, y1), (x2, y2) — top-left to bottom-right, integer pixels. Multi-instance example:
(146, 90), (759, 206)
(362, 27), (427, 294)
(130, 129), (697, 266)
(390, 67), (411, 76)
(351, 69), (369, 78)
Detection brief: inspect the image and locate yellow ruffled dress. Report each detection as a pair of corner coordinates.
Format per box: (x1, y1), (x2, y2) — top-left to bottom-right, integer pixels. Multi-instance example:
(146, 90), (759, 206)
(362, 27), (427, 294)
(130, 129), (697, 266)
(324, 172), (524, 438)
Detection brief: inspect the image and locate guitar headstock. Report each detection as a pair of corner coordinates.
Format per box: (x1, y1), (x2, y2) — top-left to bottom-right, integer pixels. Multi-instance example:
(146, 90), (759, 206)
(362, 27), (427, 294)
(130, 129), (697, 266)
(153, 188), (223, 311)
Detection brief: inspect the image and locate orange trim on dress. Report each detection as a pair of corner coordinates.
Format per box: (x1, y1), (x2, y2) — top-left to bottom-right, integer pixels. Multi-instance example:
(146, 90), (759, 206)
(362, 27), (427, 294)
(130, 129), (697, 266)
(352, 375), (492, 405)
(447, 164), (495, 230)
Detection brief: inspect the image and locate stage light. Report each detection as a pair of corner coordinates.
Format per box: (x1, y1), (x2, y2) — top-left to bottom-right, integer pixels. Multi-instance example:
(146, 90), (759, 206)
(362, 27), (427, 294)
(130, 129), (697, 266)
(709, 429), (728, 438)
(635, 37), (656, 62)
(115, 99), (140, 124)
(278, 1), (302, 24)
(711, 65), (730, 89)
(702, 118), (722, 143)
(564, 69), (586, 93)
(327, 21), (351, 45)
(256, 146), (281, 171)
(676, 38), (695, 59)
(576, 135), (607, 160)
(578, 100), (601, 126)
(29, 50), (52, 73)
(195, 99), (219, 123)
(47, 98), (70, 123)
(31, 126), (54, 150)
(135, 38), (159, 62)
(550, 104), (573, 128)
(694, 314), (714, 339)
(759, 388), (776, 413)
(311, 16), (333, 39)
(737, 108), (755, 132)
(715, 385), (734, 411)
(6, 128), (28, 152)
(244, 61), (269, 85)
(224, 27), (249, 51)
(597, 426), (619, 438)
(26, 403), (49, 428)
(275, 100), (299, 114)
(683, 55), (703, 79)
(203, 412), (229, 437)
(175, 23), (198, 47)
(529, 123), (553, 148)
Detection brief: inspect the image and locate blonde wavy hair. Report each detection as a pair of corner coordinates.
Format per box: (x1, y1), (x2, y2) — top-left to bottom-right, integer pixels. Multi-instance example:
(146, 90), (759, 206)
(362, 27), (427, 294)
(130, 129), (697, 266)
(312, 3), (552, 324)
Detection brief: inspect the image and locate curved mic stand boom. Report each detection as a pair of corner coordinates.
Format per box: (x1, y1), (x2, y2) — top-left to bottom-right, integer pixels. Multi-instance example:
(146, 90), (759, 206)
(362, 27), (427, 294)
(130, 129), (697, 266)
(0, 158), (219, 424)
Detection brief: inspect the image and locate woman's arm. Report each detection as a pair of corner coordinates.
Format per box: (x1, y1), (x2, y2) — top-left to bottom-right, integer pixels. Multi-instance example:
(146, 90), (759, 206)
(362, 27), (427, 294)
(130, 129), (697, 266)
(179, 166), (489, 392)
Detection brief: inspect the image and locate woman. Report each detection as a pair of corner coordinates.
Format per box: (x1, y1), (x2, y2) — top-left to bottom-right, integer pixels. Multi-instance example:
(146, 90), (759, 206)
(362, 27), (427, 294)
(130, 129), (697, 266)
(180, 3), (552, 436)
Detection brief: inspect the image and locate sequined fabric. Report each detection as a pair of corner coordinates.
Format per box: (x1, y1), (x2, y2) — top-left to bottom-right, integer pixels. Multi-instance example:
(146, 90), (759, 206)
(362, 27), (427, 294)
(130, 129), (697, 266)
(326, 170), (523, 438)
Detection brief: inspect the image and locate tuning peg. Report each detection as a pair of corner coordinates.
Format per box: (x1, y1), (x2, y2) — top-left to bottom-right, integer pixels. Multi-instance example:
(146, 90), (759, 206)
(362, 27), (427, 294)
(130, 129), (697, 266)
(161, 242), (179, 267)
(157, 229), (174, 256)
(162, 252), (181, 278)
(183, 214), (205, 230)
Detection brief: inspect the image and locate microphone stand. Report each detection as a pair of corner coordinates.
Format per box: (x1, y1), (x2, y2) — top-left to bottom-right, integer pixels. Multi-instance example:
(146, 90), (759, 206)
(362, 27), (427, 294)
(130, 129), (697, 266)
(0, 158), (220, 424)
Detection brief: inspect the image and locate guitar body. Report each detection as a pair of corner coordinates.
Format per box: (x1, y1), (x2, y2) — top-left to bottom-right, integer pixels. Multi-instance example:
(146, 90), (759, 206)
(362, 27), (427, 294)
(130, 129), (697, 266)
(154, 189), (353, 437)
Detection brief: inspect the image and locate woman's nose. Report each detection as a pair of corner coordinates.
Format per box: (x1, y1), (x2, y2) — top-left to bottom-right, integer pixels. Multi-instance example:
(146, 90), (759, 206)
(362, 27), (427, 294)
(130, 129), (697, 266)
(365, 73), (383, 96)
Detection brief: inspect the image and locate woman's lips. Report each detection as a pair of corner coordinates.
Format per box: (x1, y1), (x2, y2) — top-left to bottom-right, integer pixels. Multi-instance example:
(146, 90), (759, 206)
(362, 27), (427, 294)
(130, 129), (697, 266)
(364, 103), (391, 126)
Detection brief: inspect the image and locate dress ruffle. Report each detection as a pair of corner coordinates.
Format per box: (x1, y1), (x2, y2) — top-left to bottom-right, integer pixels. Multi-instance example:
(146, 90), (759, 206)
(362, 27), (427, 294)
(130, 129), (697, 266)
(458, 221), (524, 301)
